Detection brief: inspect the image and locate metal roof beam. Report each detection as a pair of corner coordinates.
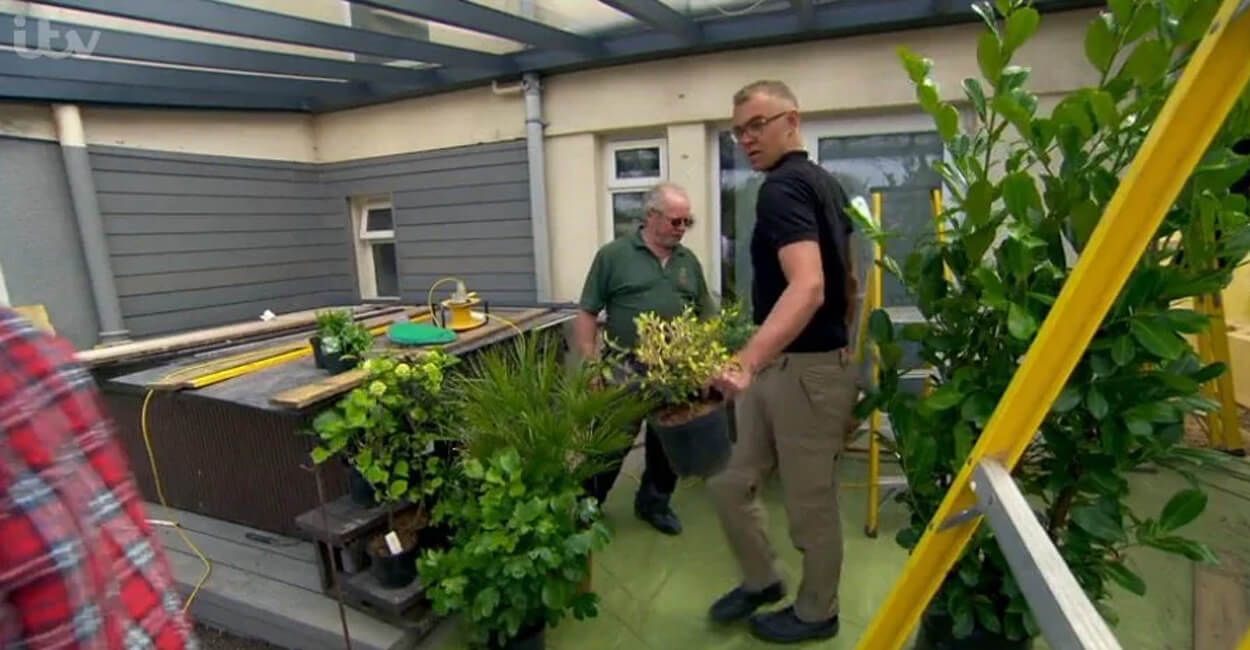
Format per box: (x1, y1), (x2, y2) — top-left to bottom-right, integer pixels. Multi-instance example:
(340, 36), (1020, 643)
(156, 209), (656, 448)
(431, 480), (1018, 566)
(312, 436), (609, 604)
(0, 50), (377, 103)
(347, 0), (603, 56)
(790, 0), (815, 28)
(0, 14), (435, 85)
(29, 0), (516, 72)
(0, 75), (310, 111)
(597, 0), (700, 43)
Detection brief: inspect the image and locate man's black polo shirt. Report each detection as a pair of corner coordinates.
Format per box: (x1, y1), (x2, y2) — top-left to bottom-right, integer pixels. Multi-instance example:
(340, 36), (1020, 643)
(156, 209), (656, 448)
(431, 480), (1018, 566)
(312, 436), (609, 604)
(750, 150), (854, 353)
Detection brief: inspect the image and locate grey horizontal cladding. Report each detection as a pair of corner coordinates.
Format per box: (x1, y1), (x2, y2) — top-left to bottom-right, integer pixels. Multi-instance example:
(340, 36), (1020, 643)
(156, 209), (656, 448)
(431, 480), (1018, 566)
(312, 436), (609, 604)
(105, 213), (343, 235)
(93, 171), (326, 198)
(397, 219), (533, 242)
(392, 200), (528, 226)
(395, 181), (529, 208)
(400, 236), (532, 257)
(323, 163), (528, 198)
(403, 255), (534, 276)
(97, 193), (333, 216)
(322, 138), (535, 305)
(116, 260), (355, 297)
(107, 229), (347, 255)
(112, 244), (347, 277)
(403, 273), (535, 292)
(126, 290), (357, 338)
(120, 275), (354, 317)
(89, 138), (535, 334)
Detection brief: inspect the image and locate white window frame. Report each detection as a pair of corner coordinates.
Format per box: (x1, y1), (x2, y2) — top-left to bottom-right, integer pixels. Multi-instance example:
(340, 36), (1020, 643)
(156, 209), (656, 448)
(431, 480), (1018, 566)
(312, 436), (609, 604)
(603, 138), (667, 243)
(352, 197), (400, 300)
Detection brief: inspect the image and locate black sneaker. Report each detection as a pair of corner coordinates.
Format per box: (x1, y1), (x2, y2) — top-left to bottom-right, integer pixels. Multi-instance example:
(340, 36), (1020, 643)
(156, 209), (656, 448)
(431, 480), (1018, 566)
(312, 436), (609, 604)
(749, 606), (839, 643)
(708, 582), (785, 623)
(634, 503), (682, 535)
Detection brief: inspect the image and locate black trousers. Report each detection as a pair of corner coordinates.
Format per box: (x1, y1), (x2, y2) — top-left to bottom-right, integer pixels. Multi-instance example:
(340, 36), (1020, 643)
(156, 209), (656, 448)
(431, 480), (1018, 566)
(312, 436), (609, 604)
(581, 419), (677, 511)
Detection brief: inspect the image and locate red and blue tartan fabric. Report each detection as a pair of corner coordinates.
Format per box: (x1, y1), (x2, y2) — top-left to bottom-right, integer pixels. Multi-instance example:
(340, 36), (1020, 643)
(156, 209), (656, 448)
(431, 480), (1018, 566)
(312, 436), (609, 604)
(0, 308), (196, 649)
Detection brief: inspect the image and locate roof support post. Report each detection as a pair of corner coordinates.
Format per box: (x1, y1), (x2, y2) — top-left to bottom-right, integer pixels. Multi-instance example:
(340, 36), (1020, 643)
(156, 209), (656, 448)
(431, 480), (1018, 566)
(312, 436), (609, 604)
(51, 104), (129, 344)
(523, 72), (553, 304)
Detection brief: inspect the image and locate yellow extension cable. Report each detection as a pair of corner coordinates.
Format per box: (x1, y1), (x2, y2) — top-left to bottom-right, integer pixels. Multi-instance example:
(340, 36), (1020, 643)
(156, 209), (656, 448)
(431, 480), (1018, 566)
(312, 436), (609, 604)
(140, 384), (214, 613)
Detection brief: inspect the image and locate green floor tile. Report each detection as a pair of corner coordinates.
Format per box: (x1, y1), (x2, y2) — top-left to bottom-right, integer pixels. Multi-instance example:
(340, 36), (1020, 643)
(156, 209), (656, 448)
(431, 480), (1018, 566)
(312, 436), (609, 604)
(432, 454), (1250, 649)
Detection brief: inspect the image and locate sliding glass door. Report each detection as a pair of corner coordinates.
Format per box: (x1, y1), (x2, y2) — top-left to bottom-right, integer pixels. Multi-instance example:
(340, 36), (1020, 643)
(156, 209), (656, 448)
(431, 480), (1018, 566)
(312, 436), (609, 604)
(716, 128), (944, 312)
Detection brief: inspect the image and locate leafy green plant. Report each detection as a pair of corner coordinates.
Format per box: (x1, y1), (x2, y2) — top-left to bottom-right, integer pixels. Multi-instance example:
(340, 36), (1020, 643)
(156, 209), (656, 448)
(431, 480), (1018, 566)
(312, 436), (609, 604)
(418, 447), (607, 648)
(625, 305), (734, 423)
(717, 298), (758, 353)
(310, 350), (461, 518)
(860, 0), (1249, 643)
(315, 308), (374, 363)
(450, 331), (650, 482)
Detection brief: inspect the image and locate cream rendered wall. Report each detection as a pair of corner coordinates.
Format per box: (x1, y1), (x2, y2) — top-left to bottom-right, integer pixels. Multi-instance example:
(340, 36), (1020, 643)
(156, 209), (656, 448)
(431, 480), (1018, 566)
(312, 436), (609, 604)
(546, 133), (600, 301)
(312, 85), (525, 162)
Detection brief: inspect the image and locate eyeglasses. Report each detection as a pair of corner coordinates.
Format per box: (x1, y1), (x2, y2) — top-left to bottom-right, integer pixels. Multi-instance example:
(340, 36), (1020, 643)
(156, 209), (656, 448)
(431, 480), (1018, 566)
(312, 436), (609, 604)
(731, 111), (790, 142)
(648, 208), (694, 228)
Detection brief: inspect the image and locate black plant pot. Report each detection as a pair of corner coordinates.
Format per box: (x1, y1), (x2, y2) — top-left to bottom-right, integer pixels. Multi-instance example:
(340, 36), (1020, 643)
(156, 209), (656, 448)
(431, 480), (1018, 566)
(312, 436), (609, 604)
(368, 544), (418, 589)
(913, 608), (1033, 650)
(493, 622), (544, 650)
(726, 400), (738, 444)
(310, 336), (356, 374)
(310, 336), (328, 369)
(346, 465), (378, 508)
(648, 400), (732, 478)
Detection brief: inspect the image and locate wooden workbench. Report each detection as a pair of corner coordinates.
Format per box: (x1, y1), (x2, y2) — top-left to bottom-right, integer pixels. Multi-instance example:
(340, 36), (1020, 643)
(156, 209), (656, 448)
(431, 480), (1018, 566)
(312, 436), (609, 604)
(94, 305), (578, 536)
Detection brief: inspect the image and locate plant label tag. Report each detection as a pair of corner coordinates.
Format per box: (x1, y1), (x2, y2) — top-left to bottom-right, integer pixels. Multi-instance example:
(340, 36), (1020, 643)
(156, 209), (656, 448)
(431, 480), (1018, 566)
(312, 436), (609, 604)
(385, 531), (403, 555)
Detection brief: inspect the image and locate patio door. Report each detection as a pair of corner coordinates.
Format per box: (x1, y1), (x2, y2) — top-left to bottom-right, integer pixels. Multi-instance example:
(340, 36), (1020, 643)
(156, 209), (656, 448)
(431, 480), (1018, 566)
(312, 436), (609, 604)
(715, 126), (944, 312)
(804, 129), (945, 310)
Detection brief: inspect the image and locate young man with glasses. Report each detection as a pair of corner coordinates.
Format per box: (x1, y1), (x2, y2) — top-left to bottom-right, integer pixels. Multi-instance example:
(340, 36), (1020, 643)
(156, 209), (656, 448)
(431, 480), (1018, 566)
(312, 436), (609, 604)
(574, 182), (716, 535)
(707, 80), (860, 643)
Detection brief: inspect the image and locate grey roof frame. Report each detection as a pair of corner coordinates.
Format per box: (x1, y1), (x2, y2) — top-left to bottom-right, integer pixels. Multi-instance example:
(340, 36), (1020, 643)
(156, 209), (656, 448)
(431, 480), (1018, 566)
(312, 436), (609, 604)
(0, 0), (1103, 113)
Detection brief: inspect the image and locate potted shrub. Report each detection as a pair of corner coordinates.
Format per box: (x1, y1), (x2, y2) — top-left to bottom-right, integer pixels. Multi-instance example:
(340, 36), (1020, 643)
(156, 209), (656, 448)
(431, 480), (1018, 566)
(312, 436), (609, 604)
(858, 1), (1249, 647)
(309, 350), (461, 588)
(451, 331), (651, 483)
(418, 447), (608, 649)
(622, 305), (735, 477)
(312, 308), (374, 373)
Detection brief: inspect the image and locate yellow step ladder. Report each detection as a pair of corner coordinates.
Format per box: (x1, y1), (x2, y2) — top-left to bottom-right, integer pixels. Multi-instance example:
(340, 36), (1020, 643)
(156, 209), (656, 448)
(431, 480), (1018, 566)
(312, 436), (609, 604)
(853, 188), (943, 538)
(856, 0), (1250, 647)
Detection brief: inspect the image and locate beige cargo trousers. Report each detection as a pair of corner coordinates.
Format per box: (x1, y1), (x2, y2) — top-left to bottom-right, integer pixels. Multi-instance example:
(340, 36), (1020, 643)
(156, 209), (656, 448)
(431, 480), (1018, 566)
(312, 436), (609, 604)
(708, 349), (859, 623)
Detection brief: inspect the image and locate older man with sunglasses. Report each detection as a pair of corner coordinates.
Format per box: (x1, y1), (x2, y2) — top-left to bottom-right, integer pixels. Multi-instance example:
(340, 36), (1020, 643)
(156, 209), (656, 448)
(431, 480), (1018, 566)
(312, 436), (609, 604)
(574, 182), (716, 535)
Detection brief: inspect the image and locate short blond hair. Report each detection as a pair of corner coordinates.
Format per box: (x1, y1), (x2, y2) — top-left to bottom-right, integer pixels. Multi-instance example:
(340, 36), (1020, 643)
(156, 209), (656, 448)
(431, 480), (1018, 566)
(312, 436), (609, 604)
(733, 80), (799, 108)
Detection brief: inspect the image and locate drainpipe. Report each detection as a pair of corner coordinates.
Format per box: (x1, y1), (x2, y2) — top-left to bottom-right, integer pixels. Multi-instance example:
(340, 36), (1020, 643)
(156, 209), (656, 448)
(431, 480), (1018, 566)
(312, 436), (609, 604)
(0, 258), (9, 306)
(52, 104), (129, 343)
(522, 72), (553, 304)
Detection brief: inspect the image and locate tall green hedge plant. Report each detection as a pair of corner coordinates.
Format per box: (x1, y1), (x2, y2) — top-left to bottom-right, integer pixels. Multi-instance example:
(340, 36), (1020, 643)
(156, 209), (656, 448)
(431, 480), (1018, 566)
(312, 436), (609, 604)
(861, 0), (1250, 643)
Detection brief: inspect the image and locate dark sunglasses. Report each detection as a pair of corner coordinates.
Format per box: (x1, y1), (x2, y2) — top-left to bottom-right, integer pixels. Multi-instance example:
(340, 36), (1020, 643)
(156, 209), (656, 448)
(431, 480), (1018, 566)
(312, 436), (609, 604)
(669, 217), (694, 228)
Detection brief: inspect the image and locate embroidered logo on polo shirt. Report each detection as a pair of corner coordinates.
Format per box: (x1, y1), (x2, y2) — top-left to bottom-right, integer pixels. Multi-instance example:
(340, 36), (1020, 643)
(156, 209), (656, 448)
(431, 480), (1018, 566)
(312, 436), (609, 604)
(677, 267), (690, 289)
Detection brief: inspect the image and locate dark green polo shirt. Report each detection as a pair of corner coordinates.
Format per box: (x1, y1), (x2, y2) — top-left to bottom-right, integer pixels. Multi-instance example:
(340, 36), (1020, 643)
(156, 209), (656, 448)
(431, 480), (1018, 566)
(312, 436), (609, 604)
(579, 229), (715, 351)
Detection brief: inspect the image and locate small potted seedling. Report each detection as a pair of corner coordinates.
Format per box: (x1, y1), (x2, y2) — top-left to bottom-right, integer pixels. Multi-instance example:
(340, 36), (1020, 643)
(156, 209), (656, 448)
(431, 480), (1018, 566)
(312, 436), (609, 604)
(312, 308), (374, 373)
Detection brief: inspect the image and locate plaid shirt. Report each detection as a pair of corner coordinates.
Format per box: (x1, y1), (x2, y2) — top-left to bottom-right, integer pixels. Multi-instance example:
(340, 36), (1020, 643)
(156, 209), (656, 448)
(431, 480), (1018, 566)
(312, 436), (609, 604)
(0, 308), (195, 649)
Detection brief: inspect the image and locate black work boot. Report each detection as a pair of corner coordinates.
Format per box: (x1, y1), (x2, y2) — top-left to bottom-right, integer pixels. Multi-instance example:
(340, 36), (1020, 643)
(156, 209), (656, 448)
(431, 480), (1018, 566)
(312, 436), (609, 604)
(634, 484), (681, 535)
(749, 606), (839, 643)
(708, 582), (785, 623)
